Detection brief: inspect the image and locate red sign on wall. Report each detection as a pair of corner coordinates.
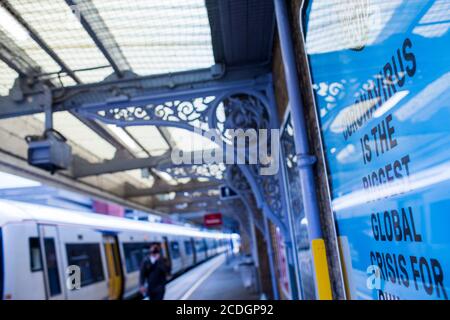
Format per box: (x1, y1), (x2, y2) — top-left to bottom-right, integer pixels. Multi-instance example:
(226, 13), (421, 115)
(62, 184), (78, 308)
(204, 213), (223, 227)
(93, 200), (124, 217)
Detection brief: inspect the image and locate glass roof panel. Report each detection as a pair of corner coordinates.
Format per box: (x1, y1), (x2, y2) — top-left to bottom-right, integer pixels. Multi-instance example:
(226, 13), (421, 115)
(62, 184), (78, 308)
(11, 0), (113, 83)
(86, 0), (215, 76)
(166, 127), (219, 152)
(126, 126), (170, 156)
(0, 5), (76, 85)
(0, 59), (18, 96)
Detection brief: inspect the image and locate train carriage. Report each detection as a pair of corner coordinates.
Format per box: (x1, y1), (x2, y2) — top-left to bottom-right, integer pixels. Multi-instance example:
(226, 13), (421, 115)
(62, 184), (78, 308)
(0, 200), (233, 300)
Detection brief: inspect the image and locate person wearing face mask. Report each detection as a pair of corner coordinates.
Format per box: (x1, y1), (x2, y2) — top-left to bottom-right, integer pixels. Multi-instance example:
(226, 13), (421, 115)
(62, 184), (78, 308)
(139, 243), (170, 300)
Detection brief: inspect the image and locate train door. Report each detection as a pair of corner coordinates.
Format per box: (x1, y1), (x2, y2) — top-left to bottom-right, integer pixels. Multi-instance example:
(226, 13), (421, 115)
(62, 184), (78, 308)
(38, 225), (65, 300)
(102, 235), (123, 300)
(162, 236), (172, 274)
(203, 239), (208, 258)
(191, 238), (197, 264)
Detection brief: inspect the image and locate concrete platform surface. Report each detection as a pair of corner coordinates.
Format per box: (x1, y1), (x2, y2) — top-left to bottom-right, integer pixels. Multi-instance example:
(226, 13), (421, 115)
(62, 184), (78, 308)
(165, 254), (259, 300)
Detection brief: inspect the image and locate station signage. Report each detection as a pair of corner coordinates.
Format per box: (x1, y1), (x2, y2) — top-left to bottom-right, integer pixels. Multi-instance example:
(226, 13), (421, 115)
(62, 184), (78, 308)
(204, 213), (223, 227)
(303, 0), (450, 299)
(220, 185), (239, 200)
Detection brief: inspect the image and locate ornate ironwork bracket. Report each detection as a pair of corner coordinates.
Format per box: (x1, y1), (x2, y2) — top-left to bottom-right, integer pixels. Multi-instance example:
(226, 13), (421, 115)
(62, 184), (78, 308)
(238, 164), (290, 240)
(157, 163), (226, 181)
(74, 75), (275, 141)
(71, 72), (290, 239)
(225, 164), (290, 240)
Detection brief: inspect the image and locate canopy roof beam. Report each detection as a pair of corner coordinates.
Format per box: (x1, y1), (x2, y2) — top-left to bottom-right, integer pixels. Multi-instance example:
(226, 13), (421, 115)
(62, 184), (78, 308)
(124, 180), (220, 198)
(156, 197), (223, 213)
(64, 0), (127, 77)
(0, 64), (269, 119)
(71, 152), (172, 178)
(152, 195), (219, 208)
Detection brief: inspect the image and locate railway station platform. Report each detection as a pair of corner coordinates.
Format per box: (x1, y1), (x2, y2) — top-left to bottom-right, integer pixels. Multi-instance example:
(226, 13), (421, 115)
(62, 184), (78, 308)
(166, 254), (259, 300)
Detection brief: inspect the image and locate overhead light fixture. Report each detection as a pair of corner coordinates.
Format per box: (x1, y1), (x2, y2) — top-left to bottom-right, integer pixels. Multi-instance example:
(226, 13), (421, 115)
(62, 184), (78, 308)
(107, 125), (142, 153)
(0, 6), (29, 41)
(153, 169), (178, 186)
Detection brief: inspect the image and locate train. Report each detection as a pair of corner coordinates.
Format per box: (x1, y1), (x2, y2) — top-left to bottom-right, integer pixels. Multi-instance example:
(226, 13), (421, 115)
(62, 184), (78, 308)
(0, 200), (235, 300)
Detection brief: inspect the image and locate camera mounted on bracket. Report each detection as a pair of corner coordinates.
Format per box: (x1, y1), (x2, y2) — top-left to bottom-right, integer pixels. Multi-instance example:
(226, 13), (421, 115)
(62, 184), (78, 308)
(25, 94), (72, 174)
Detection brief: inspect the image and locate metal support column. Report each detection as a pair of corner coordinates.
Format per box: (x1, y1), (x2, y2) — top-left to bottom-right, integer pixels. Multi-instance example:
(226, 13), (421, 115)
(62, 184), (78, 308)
(248, 211), (262, 295)
(263, 217), (280, 300)
(279, 136), (303, 299)
(267, 79), (300, 300)
(273, 0), (332, 300)
(285, 241), (300, 299)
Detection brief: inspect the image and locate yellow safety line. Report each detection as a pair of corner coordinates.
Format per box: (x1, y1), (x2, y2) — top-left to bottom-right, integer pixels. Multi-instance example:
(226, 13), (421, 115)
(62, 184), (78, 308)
(311, 239), (332, 300)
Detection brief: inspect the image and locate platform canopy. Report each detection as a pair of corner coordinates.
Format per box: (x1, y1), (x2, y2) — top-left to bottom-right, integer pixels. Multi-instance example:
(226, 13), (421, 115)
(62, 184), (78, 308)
(0, 0), (275, 213)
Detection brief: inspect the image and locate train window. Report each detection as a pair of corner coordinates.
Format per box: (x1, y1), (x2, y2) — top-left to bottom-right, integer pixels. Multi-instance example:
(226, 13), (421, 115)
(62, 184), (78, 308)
(123, 242), (148, 273)
(44, 239), (61, 296)
(200, 240), (206, 252)
(170, 241), (180, 260)
(195, 240), (203, 252)
(184, 241), (192, 255)
(66, 243), (105, 287)
(29, 237), (43, 272)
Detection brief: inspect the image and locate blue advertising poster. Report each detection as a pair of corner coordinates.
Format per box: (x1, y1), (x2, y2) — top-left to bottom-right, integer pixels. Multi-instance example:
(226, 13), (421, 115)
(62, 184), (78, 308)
(303, 0), (450, 299)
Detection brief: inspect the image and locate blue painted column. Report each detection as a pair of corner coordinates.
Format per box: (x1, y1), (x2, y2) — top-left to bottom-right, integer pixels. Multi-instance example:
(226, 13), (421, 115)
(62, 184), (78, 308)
(247, 210), (260, 289)
(263, 216), (280, 300)
(279, 155), (302, 299)
(273, 0), (332, 299)
(266, 78), (300, 300)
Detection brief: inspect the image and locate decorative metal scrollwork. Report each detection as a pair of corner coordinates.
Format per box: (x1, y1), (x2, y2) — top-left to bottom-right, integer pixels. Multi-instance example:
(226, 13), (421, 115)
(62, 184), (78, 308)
(212, 93), (271, 142)
(75, 78), (286, 236)
(281, 116), (304, 213)
(243, 163), (289, 237)
(226, 165), (251, 192)
(261, 174), (284, 216)
(225, 164), (279, 234)
(249, 164), (284, 220)
(159, 163), (226, 181)
(92, 96), (216, 130)
(77, 87), (273, 139)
